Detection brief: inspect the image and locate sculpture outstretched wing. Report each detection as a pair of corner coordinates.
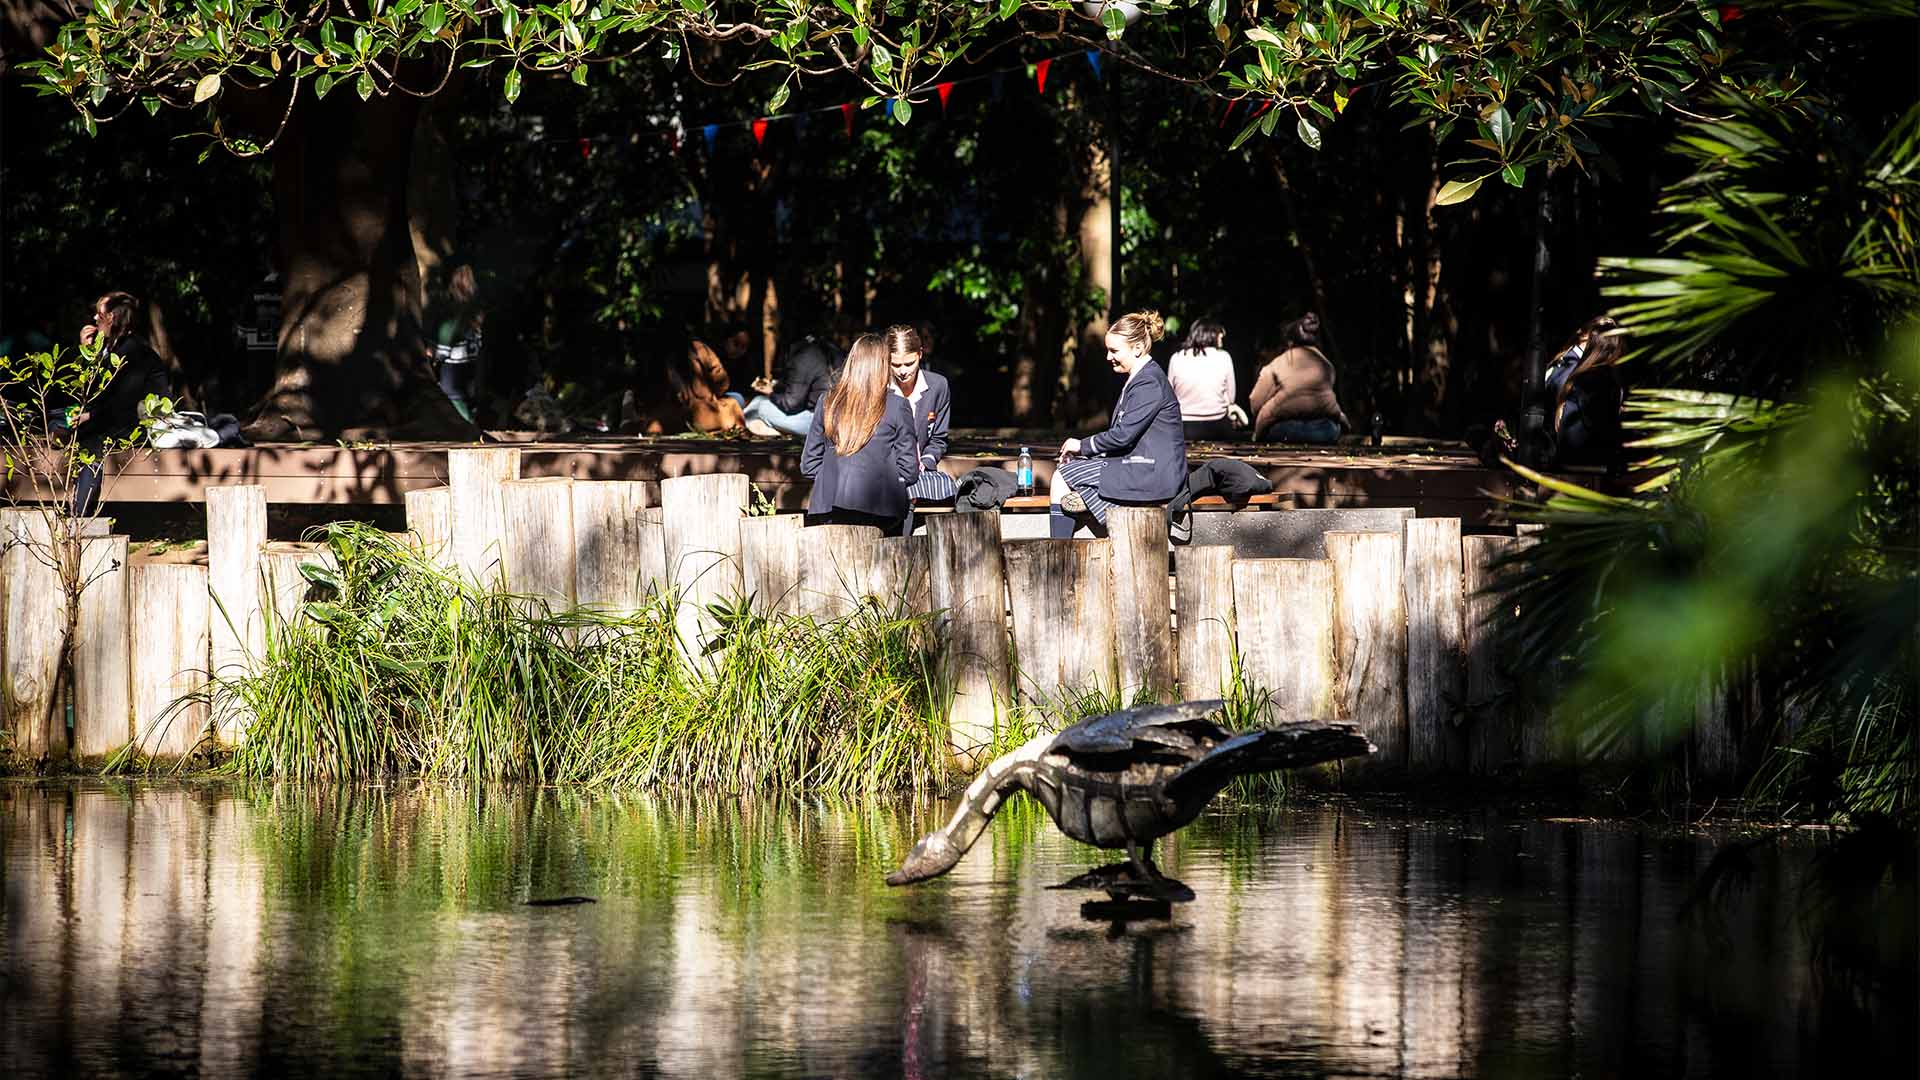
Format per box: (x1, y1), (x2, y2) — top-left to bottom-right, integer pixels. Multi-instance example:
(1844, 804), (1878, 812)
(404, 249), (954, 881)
(1050, 699), (1228, 756)
(1162, 723), (1375, 804)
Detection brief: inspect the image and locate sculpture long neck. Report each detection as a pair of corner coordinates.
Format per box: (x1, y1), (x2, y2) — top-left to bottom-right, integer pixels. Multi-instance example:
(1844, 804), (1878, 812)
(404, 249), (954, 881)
(927, 731), (1055, 873)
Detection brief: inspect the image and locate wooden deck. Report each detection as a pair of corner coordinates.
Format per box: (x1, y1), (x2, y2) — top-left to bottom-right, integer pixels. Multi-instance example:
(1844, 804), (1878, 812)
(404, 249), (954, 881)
(52, 432), (1528, 525)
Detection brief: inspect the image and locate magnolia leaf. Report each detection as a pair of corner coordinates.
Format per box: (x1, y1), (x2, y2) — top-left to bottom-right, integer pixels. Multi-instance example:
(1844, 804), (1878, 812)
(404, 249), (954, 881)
(1245, 27), (1284, 47)
(767, 82), (790, 113)
(193, 73), (222, 103)
(893, 96), (912, 126)
(1501, 161), (1525, 187)
(503, 68), (522, 103)
(356, 71), (374, 100)
(1296, 114), (1321, 150)
(1435, 175), (1485, 206)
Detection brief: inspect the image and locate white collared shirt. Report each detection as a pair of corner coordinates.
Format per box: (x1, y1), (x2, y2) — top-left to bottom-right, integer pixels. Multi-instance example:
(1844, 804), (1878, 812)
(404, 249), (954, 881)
(891, 370), (929, 406)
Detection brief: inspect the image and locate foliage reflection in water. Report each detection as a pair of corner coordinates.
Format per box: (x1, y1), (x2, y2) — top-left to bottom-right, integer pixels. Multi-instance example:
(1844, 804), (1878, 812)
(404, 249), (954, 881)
(1, 781), (1908, 1079)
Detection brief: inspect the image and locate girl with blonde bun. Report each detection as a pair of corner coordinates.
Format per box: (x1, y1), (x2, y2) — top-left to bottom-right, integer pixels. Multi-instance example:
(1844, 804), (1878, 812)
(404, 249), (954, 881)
(1049, 310), (1188, 538)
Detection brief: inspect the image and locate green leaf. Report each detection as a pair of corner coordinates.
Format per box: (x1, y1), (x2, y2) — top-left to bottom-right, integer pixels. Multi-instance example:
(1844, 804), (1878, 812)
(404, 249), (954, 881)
(1486, 104), (1513, 149)
(1207, 0), (1226, 28)
(356, 71), (375, 100)
(193, 72), (222, 103)
(767, 82), (790, 114)
(1102, 4), (1128, 38)
(503, 68), (521, 104)
(1434, 175), (1485, 206)
(998, 0), (1019, 18)
(1501, 161), (1525, 187)
(1228, 113), (1263, 151)
(893, 97), (912, 126)
(1259, 104), (1280, 136)
(571, 63), (588, 85)
(1296, 114), (1321, 150)
(1245, 27), (1284, 47)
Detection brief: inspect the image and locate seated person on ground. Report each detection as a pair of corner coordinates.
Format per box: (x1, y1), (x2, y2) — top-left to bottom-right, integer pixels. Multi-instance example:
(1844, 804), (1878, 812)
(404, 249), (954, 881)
(1050, 310), (1188, 539)
(1249, 312), (1350, 445)
(670, 339), (746, 433)
(742, 333), (841, 437)
(1543, 315), (1626, 468)
(1168, 318), (1237, 442)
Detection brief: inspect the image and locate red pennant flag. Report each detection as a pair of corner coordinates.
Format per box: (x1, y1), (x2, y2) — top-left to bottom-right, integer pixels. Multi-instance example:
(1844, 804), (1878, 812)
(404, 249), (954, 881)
(841, 102), (856, 137)
(1035, 58), (1053, 94)
(937, 82), (954, 112)
(752, 118), (769, 146)
(577, 137), (593, 160)
(1216, 99), (1241, 128)
(1252, 101), (1275, 118)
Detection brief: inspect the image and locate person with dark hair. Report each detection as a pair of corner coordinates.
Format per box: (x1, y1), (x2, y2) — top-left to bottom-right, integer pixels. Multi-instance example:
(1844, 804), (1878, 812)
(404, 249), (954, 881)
(1049, 310), (1188, 539)
(885, 323), (956, 504)
(1544, 315), (1626, 466)
(801, 333), (920, 536)
(1248, 312), (1350, 445)
(71, 291), (171, 515)
(743, 334), (841, 437)
(1167, 318), (1236, 441)
(428, 265), (483, 423)
(668, 339), (747, 433)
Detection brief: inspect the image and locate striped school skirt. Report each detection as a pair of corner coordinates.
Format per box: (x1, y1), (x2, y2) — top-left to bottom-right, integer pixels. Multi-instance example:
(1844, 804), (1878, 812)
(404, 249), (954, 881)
(1056, 457), (1115, 525)
(908, 467), (958, 502)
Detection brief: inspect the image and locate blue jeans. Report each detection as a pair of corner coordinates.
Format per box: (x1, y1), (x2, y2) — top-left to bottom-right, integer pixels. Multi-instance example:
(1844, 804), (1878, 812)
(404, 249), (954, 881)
(742, 395), (813, 437)
(1260, 419), (1343, 445)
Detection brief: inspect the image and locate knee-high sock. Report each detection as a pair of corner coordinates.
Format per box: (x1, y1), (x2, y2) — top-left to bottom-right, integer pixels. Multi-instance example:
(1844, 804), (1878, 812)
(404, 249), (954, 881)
(1048, 505), (1076, 539)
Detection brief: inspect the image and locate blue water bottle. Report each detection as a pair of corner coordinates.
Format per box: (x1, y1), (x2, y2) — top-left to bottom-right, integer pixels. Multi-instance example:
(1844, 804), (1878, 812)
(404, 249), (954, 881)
(1017, 446), (1034, 496)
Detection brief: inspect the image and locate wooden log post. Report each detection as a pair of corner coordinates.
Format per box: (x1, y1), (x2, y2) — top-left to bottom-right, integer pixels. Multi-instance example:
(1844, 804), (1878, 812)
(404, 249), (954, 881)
(1328, 530), (1408, 773)
(878, 534), (932, 615)
(793, 523), (885, 619)
(1232, 558), (1336, 724)
(637, 508), (667, 603)
(1004, 539), (1116, 706)
(927, 512), (1011, 768)
(1106, 505), (1175, 701)
(131, 561), (211, 758)
(660, 473), (748, 660)
(500, 477), (576, 611)
(260, 543), (322, 633)
(1404, 518), (1467, 772)
(739, 515), (803, 615)
(447, 447), (521, 586)
(72, 535), (131, 759)
(207, 486), (267, 745)
(1463, 534), (1524, 774)
(1174, 546), (1237, 699)
(1693, 667), (1738, 786)
(405, 486), (452, 565)
(571, 481), (653, 616)
(2, 508), (64, 760)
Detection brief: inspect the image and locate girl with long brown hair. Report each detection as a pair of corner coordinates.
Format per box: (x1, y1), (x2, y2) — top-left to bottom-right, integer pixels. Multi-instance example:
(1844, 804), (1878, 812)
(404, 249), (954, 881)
(1543, 315), (1626, 465)
(800, 332), (921, 536)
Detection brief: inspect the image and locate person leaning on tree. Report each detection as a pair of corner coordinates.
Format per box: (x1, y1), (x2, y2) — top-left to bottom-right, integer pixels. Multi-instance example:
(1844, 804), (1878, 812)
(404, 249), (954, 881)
(800, 333), (920, 537)
(1249, 312), (1350, 445)
(69, 291), (171, 515)
(1049, 310), (1189, 539)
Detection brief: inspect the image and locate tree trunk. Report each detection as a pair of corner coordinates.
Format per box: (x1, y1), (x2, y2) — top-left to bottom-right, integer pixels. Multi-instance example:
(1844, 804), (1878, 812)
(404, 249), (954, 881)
(1407, 126), (1452, 433)
(248, 86), (472, 441)
(1009, 194), (1072, 423)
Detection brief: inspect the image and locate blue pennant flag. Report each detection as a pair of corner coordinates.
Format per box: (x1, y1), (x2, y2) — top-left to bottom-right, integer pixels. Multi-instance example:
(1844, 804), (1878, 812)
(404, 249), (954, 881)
(702, 124), (718, 153)
(1086, 50), (1102, 79)
(885, 98), (895, 120)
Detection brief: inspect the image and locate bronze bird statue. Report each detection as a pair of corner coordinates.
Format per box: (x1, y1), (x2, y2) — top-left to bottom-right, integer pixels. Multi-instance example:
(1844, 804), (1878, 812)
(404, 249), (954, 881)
(885, 700), (1374, 898)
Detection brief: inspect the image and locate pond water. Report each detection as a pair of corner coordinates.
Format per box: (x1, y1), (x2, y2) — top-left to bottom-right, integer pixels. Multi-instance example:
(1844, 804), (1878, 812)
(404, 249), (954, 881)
(0, 781), (1902, 1078)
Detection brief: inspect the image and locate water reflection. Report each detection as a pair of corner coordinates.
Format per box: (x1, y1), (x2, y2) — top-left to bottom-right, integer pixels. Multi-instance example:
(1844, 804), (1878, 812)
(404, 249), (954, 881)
(0, 782), (1903, 1078)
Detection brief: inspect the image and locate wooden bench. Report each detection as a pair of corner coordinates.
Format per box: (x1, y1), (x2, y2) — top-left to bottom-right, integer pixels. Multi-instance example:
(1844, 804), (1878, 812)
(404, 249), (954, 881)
(917, 492), (1289, 513)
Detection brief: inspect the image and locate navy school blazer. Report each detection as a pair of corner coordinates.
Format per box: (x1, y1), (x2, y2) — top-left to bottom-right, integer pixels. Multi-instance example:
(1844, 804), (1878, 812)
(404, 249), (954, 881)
(1082, 360), (1189, 503)
(801, 392), (922, 520)
(899, 368), (952, 471)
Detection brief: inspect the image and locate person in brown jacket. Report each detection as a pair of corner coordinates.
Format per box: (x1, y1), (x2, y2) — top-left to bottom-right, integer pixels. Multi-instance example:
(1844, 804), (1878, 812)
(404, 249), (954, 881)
(1248, 312), (1350, 444)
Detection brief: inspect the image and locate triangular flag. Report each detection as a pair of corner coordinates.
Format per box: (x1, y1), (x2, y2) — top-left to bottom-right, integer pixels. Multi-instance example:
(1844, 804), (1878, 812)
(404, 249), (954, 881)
(841, 102), (856, 137)
(1216, 100), (1240, 128)
(1035, 58), (1053, 94)
(1085, 50), (1102, 79)
(577, 137), (592, 161)
(702, 124), (717, 152)
(937, 82), (954, 112)
(885, 98), (895, 120)
(752, 118), (769, 145)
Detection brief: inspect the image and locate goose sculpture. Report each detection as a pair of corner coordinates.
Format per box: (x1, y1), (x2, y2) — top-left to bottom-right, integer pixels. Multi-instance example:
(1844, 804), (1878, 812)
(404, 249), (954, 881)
(885, 699), (1374, 897)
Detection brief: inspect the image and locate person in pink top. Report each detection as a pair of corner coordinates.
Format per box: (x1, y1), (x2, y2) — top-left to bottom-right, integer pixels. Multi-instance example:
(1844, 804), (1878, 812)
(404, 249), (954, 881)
(1166, 318), (1236, 442)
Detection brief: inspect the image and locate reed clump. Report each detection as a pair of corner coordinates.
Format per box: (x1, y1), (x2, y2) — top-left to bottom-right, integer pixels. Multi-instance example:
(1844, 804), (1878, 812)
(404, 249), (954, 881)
(218, 523), (961, 793)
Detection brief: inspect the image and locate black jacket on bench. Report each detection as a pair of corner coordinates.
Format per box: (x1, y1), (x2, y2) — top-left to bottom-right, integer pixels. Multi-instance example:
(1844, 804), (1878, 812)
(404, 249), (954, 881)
(1083, 361), (1188, 503)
